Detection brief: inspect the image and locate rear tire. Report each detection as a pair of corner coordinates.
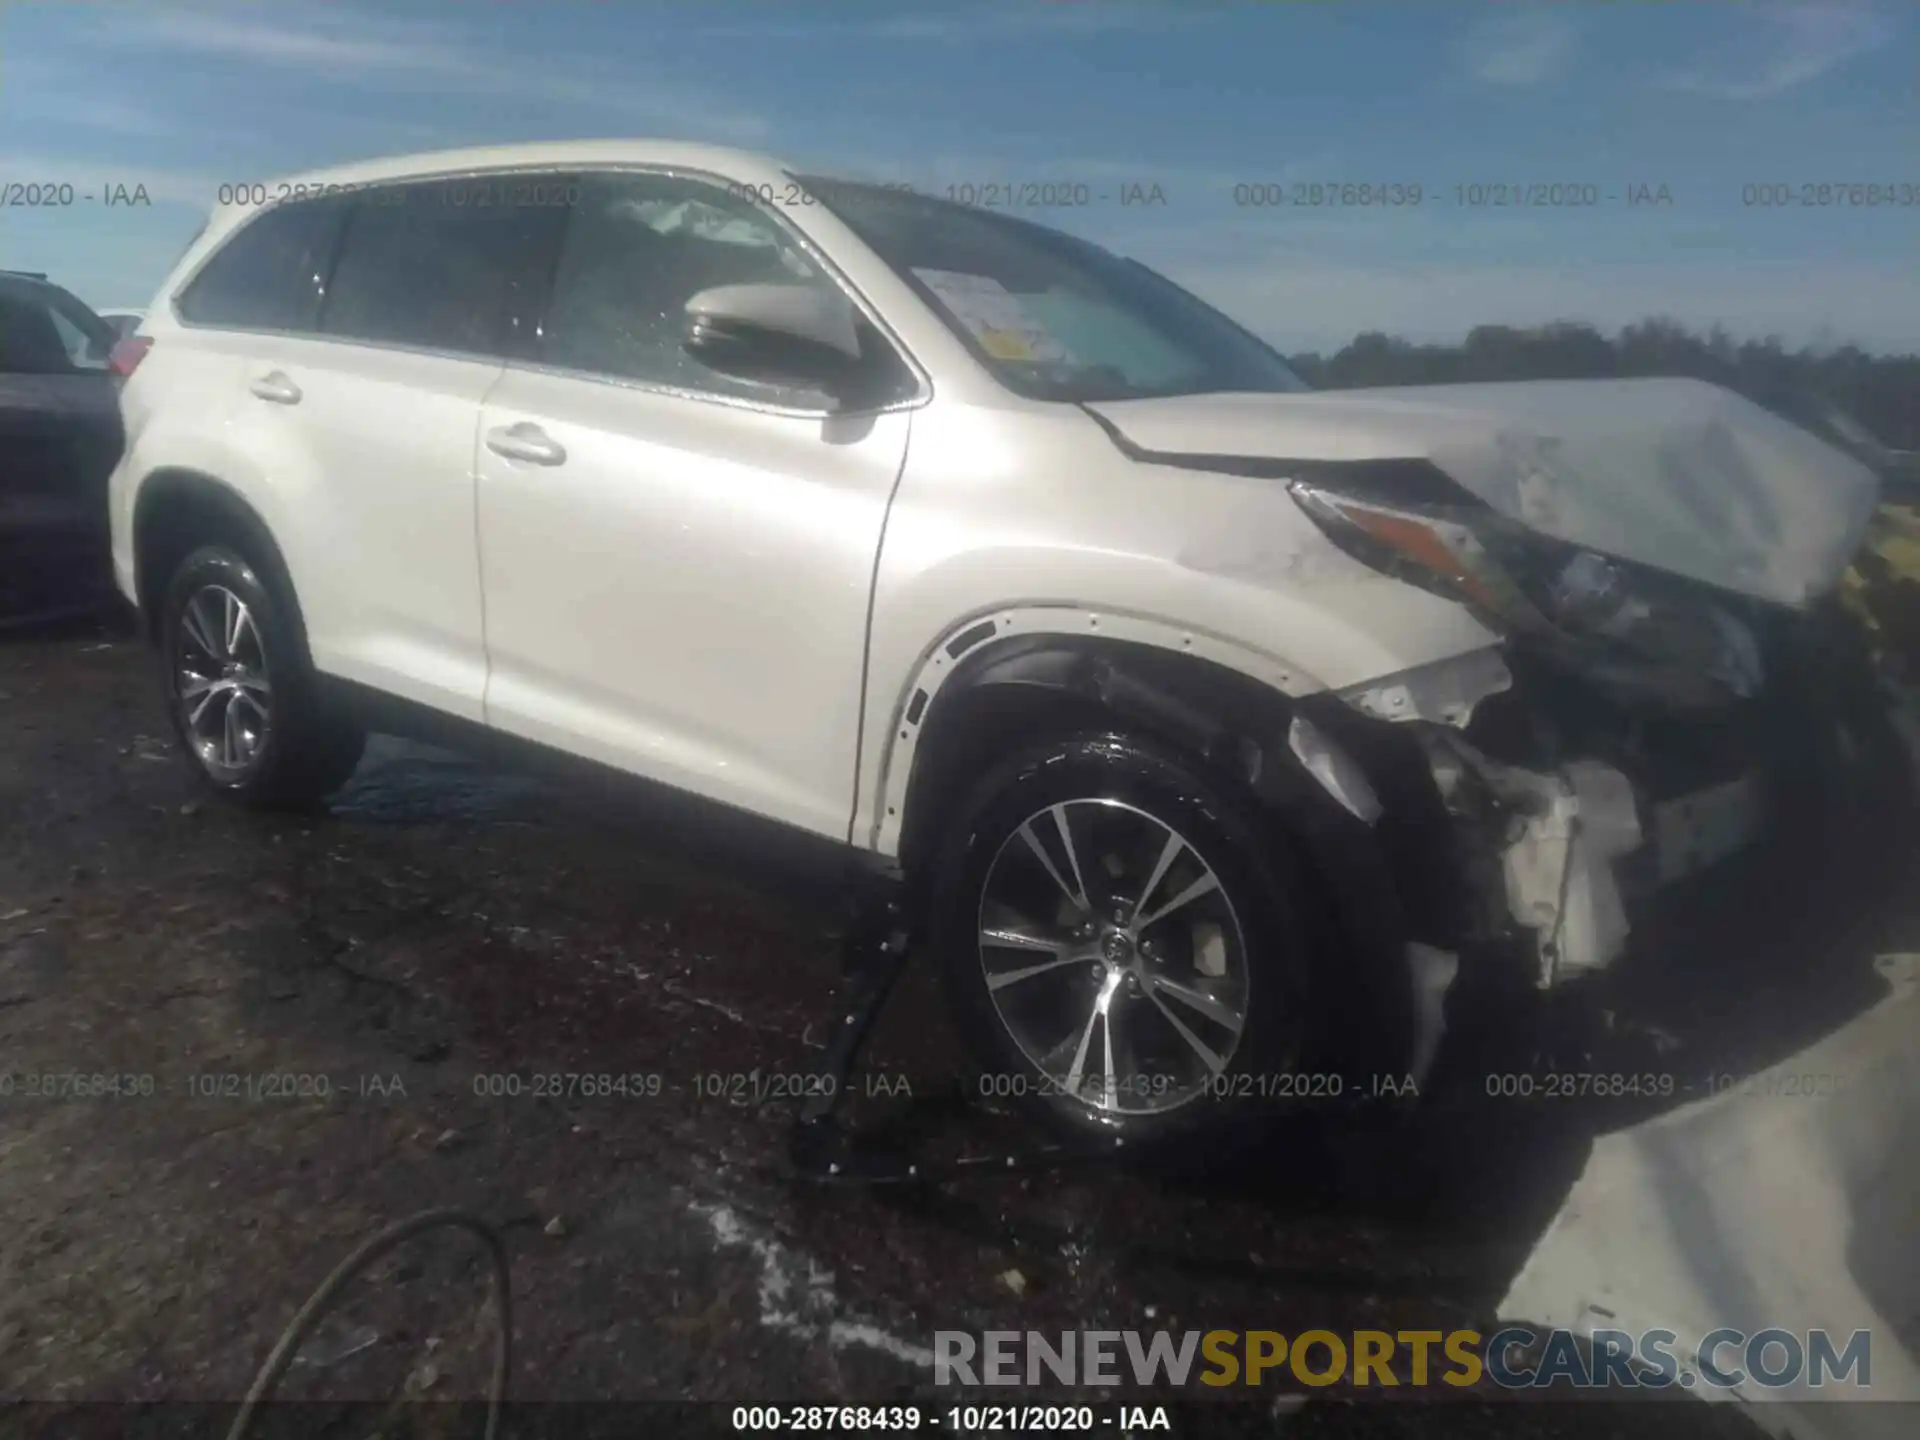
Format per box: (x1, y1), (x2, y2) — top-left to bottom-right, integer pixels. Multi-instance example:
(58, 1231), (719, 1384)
(158, 543), (364, 808)
(926, 729), (1348, 1149)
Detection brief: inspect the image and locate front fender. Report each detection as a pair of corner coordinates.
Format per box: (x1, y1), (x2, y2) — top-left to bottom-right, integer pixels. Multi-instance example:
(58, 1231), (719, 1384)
(855, 399), (1498, 854)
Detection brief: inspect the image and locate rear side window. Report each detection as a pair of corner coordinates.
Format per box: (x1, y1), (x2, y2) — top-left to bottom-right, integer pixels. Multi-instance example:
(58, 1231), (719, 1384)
(176, 198), (346, 332)
(319, 178), (572, 358)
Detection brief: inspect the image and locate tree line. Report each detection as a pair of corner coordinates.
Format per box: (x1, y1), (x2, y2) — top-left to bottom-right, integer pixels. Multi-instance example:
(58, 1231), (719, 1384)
(1287, 318), (1920, 454)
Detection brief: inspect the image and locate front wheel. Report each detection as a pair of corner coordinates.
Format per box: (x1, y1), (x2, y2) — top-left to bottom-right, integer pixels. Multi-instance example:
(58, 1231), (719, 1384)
(158, 544), (364, 807)
(926, 730), (1332, 1147)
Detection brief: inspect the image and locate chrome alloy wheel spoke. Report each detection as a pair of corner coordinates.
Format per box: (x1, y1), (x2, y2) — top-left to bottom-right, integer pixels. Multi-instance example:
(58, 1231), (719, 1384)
(1129, 830), (1186, 928)
(1147, 972), (1245, 1036)
(1134, 870), (1221, 932)
(181, 594), (226, 662)
(1017, 814), (1089, 914)
(1142, 983), (1229, 1074)
(1062, 967), (1125, 1106)
(980, 918), (1099, 991)
(177, 584), (271, 774)
(229, 687), (270, 725)
(221, 693), (244, 768)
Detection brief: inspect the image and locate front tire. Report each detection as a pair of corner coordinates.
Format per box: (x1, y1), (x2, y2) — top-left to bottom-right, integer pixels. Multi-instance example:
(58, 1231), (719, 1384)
(158, 544), (364, 807)
(927, 730), (1332, 1148)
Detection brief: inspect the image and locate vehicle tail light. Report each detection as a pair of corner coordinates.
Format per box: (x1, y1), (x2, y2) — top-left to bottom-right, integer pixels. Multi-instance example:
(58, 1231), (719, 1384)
(108, 335), (152, 379)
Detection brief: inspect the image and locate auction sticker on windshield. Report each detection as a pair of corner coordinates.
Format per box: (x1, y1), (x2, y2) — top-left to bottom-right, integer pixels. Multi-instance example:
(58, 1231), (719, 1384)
(912, 268), (1074, 363)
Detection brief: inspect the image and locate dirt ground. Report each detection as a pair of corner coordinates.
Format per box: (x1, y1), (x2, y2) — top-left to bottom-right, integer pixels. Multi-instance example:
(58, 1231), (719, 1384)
(2, 611), (1912, 1438)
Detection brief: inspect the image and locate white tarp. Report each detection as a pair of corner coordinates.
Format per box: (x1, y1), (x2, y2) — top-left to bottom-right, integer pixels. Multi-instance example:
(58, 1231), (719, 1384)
(1499, 954), (1920, 1439)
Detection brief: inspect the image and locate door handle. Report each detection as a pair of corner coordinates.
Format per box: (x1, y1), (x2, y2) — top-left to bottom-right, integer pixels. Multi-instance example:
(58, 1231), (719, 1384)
(248, 371), (302, 405)
(484, 422), (567, 467)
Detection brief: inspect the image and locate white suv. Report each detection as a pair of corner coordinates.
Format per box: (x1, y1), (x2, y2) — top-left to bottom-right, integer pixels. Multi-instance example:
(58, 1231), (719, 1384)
(109, 141), (1899, 1143)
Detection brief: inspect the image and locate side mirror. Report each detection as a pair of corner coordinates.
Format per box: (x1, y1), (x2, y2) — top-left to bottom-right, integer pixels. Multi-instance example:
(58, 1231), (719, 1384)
(681, 283), (862, 394)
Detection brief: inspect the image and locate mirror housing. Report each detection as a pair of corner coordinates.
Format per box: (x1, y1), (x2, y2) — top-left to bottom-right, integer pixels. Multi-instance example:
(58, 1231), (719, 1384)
(681, 283), (863, 394)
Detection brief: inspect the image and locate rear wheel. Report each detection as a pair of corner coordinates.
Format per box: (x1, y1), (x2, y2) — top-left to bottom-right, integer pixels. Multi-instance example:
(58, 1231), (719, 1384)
(927, 730), (1334, 1147)
(159, 544), (364, 807)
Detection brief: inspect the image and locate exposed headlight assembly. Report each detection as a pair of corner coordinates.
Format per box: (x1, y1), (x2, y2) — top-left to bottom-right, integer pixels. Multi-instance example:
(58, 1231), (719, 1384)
(1290, 479), (1765, 705)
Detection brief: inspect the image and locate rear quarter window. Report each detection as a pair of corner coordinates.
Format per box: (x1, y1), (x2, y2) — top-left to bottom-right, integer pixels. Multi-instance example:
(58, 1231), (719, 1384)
(175, 197), (347, 333)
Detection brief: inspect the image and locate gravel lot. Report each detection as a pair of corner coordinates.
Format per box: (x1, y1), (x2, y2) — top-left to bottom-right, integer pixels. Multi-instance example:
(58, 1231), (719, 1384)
(4, 611), (1908, 1438)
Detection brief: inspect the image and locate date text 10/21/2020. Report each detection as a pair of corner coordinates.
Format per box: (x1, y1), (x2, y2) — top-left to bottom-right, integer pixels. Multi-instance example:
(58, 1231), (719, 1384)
(1, 1067), (1853, 1106)
(728, 1404), (1175, 1432)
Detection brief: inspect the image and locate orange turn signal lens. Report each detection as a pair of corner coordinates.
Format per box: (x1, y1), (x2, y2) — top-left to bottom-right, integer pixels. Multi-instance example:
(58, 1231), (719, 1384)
(1322, 499), (1509, 613)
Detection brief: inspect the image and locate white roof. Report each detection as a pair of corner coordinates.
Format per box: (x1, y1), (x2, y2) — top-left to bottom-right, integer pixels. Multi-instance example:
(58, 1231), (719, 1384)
(269, 139), (797, 193)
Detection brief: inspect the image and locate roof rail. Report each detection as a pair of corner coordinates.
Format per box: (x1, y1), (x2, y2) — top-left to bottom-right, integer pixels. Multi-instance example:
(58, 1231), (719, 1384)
(0, 269), (49, 280)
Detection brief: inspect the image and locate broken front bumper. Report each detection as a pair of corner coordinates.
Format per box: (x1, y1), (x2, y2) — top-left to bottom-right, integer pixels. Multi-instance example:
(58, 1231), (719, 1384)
(1308, 607), (1920, 998)
(1414, 727), (1770, 988)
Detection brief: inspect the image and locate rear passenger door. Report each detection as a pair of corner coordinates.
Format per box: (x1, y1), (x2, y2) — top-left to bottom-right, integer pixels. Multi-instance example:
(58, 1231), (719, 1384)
(473, 171), (917, 841)
(197, 178), (566, 721)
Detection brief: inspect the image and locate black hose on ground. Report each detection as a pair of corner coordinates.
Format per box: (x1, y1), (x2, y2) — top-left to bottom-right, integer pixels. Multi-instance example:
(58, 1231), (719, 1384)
(224, 1207), (512, 1440)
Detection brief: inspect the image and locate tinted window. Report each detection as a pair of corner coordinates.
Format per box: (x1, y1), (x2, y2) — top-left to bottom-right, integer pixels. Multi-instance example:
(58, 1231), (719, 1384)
(540, 173), (851, 403)
(46, 305), (110, 370)
(0, 281), (114, 374)
(177, 198), (346, 332)
(320, 178), (570, 357)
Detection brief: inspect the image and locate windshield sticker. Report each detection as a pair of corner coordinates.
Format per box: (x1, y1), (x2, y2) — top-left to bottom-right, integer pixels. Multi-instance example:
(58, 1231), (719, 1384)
(911, 268), (1074, 364)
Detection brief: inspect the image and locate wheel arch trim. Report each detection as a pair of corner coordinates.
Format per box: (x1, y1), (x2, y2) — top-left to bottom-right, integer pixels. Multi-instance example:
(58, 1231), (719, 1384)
(865, 604), (1329, 856)
(130, 467), (310, 658)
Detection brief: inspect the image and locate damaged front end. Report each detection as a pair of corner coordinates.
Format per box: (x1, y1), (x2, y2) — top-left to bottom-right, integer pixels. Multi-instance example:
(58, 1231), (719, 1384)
(1092, 378), (1916, 1087)
(1254, 425), (1920, 1433)
(1279, 471), (1920, 1059)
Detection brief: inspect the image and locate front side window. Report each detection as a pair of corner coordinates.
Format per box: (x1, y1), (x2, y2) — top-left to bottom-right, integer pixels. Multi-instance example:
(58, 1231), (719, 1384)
(320, 178), (572, 357)
(804, 178), (1309, 404)
(176, 198), (346, 333)
(538, 172), (852, 404)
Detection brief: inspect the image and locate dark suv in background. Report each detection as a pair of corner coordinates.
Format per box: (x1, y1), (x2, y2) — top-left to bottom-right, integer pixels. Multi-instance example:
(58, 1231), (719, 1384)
(0, 270), (127, 623)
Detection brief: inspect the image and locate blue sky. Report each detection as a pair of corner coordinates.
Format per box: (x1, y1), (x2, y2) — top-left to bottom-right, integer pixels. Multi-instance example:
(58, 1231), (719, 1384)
(3, 0), (1915, 353)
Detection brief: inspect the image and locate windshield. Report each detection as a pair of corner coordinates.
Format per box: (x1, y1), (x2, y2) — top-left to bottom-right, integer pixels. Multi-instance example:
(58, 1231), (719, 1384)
(800, 177), (1308, 404)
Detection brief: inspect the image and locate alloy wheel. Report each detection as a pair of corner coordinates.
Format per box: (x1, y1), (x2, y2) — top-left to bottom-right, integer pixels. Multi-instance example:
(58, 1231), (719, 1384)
(174, 583), (273, 779)
(976, 797), (1252, 1117)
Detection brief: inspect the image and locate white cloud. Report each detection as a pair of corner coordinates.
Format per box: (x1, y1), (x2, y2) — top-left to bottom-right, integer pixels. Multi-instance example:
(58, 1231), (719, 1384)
(1661, 1), (1894, 100)
(1459, 7), (1580, 88)
(4, 92), (176, 140)
(93, 4), (772, 144)
(123, 8), (464, 74)
(688, 1), (1205, 43)
(0, 53), (182, 138)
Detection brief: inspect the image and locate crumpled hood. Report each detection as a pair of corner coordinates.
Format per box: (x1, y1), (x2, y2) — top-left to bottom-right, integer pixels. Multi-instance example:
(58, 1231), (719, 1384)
(1087, 377), (1883, 608)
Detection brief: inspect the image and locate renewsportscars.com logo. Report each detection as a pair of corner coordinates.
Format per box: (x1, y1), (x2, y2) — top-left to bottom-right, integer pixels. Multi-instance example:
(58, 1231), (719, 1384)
(933, 1327), (1875, 1391)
